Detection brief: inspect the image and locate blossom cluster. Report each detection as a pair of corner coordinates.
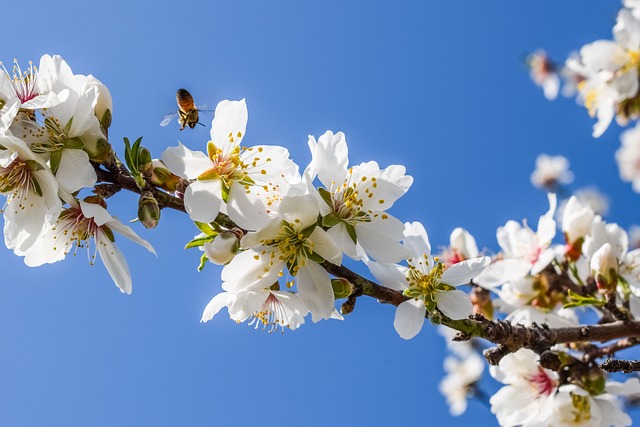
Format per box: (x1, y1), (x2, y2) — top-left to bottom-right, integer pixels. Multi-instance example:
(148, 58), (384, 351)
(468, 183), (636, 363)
(0, 55), (154, 294)
(3, 49), (640, 427)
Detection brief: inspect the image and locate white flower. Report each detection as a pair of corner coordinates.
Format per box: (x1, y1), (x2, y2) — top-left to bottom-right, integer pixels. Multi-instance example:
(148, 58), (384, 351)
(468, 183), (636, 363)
(530, 154), (574, 190)
(0, 57), (68, 134)
(441, 227), (479, 267)
(567, 9), (640, 137)
(201, 288), (309, 332)
(368, 222), (490, 339)
(616, 122), (640, 193)
(220, 194), (342, 322)
(439, 352), (484, 416)
(162, 99), (298, 230)
(305, 130), (412, 263)
(562, 195), (596, 259)
(527, 50), (560, 101)
(538, 379), (640, 427)
(0, 134), (61, 252)
(489, 349), (559, 427)
(18, 197), (155, 294)
(630, 224), (640, 249)
(475, 193), (557, 288)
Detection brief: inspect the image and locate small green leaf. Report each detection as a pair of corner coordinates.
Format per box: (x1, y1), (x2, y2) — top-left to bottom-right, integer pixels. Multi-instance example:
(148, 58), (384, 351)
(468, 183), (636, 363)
(563, 290), (605, 309)
(307, 252), (325, 264)
(123, 137), (135, 172)
(197, 253), (208, 271)
(25, 160), (44, 172)
(194, 221), (217, 236)
(185, 235), (215, 249)
(322, 213), (341, 228)
(318, 187), (333, 207)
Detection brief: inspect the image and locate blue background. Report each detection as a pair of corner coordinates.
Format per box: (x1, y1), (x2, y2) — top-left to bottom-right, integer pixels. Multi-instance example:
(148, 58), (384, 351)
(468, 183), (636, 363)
(1, 1), (638, 426)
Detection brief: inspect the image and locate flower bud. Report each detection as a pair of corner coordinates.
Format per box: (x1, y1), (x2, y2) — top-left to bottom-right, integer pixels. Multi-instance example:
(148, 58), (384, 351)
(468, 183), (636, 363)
(562, 196), (595, 260)
(85, 75), (113, 127)
(138, 192), (161, 229)
(86, 138), (112, 163)
(138, 148), (153, 176)
(150, 160), (182, 192)
(590, 243), (618, 292)
(204, 231), (240, 265)
(448, 227), (479, 264)
(331, 278), (353, 299)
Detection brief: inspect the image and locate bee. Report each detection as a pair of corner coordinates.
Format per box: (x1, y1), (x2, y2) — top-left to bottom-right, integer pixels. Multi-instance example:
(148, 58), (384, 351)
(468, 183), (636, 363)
(160, 88), (206, 130)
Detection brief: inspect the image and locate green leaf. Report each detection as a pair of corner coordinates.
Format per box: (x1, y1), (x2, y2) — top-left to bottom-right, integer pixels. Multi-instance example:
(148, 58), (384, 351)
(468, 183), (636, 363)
(307, 252), (325, 264)
(563, 290), (605, 309)
(131, 137), (143, 167)
(197, 253), (208, 272)
(318, 187), (334, 208)
(345, 222), (357, 244)
(322, 213), (341, 228)
(301, 223), (317, 239)
(185, 235), (215, 249)
(49, 150), (62, 174)
(123, 137), (135, 172)
(194, 221), (217, 236)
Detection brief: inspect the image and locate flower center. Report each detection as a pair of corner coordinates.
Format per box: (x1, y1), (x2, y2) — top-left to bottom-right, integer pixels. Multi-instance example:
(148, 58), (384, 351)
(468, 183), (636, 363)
(248, 292), (292, 333)
(527, 368), (556, 397)
(569, 392), (592, 423)
(328, 171), (378, 224)
(1, 59), (39, 104)
(198, 141), (251, 188)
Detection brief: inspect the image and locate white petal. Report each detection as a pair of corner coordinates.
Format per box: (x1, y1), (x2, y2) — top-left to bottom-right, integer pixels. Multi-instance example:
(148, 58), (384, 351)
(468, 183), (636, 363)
(327, 223), (359, 260)
(357, 216), (409, 263)
(184, 179), (223, 223)
(278, 194), (319, 229)
(201, 292), (235, 322)
(221, 249), (284, 292)
(441, 256), (491, 286)
(210, 99), (248, 152)
(402, 221), (431, 257)
(473, 259), (532, 288)
(313, 131), (349, 188)
(56, 148), (97, 193)
(309, 227), (342, 265)
(79, 200), (113, 226)
(226, 181), (270, 230)
(161, 143), (212, 179)
(106, 220), (156, 255)
(367, 261), (408, 291)
(96, 231), (132, 294)
(436, 290), (473, 320)
(297, 262), (335, 322)
(394, 298), (426, 339)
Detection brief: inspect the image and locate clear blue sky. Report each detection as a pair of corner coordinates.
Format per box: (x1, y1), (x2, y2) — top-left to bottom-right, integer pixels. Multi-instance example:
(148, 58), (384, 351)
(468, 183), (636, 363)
(1, 1), (638, 426)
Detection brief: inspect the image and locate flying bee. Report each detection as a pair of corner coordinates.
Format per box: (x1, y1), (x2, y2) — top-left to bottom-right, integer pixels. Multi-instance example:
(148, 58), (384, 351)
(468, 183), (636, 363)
(160, 88), (208, 130)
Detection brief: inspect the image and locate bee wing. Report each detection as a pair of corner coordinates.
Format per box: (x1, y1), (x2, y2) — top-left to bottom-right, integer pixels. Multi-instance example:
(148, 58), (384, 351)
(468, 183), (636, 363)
(160, 113), (178, 127)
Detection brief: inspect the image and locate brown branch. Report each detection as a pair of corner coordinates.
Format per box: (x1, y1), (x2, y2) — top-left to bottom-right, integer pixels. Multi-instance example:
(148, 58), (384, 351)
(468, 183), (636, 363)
(584, 337), (640, 362)
(600, 359), (640, 373)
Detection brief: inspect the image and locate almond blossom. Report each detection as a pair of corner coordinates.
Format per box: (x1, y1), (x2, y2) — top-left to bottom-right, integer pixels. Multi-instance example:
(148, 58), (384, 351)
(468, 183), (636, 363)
(616, 122), (640, 193)
(162, 99), (298, 231)
(530, 154), (574, 190)
(367, 221), (490, 339)
(17, 196), (155, 294)
(220, 194), (342, 322)
(305, 130), (412, 263)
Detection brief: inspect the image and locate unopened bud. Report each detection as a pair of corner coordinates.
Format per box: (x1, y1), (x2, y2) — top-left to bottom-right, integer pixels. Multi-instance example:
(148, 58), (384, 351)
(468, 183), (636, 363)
(331, 278), (353, 299)
(150, 160), (181, 192)
(579, 365), (606, 396)
(590, 243), (619, 292)
(138, 192), (161, 229)
(470, 286), (493, 319)
(138, 148), (153, 176)
(87, 138), (112, 163)
(203, 231), (240, 265)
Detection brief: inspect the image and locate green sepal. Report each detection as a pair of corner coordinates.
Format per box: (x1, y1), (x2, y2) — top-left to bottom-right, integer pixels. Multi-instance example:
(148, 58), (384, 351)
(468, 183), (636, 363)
(197, 169), (219, 181)
(307, 252), (325, 264)
(25, 160), (44, 172)
(194, 221), (218, 236)
(563, 290), (605, 309)
(64, 116), (73, 134)
(301, 223), (317, 239)
(322, 213), (341, 228)
(318, 187), (333, 207)
(435, 283), (457, 292)
(102, 225), (116, 243)
(403, 288), (423, 299)
(197, 253), (208, 272)
(237, 175), (255, 187)
(0, 144), (7, 150)
(100, 109), (112, 129)
(221, 182), (230, 203)
(49, 150), (62, 174)
(185, 235), (215, 249)
(0, 98), (5, 109)
(345, 222), (357, 244)
(64, 137), (85, 150)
